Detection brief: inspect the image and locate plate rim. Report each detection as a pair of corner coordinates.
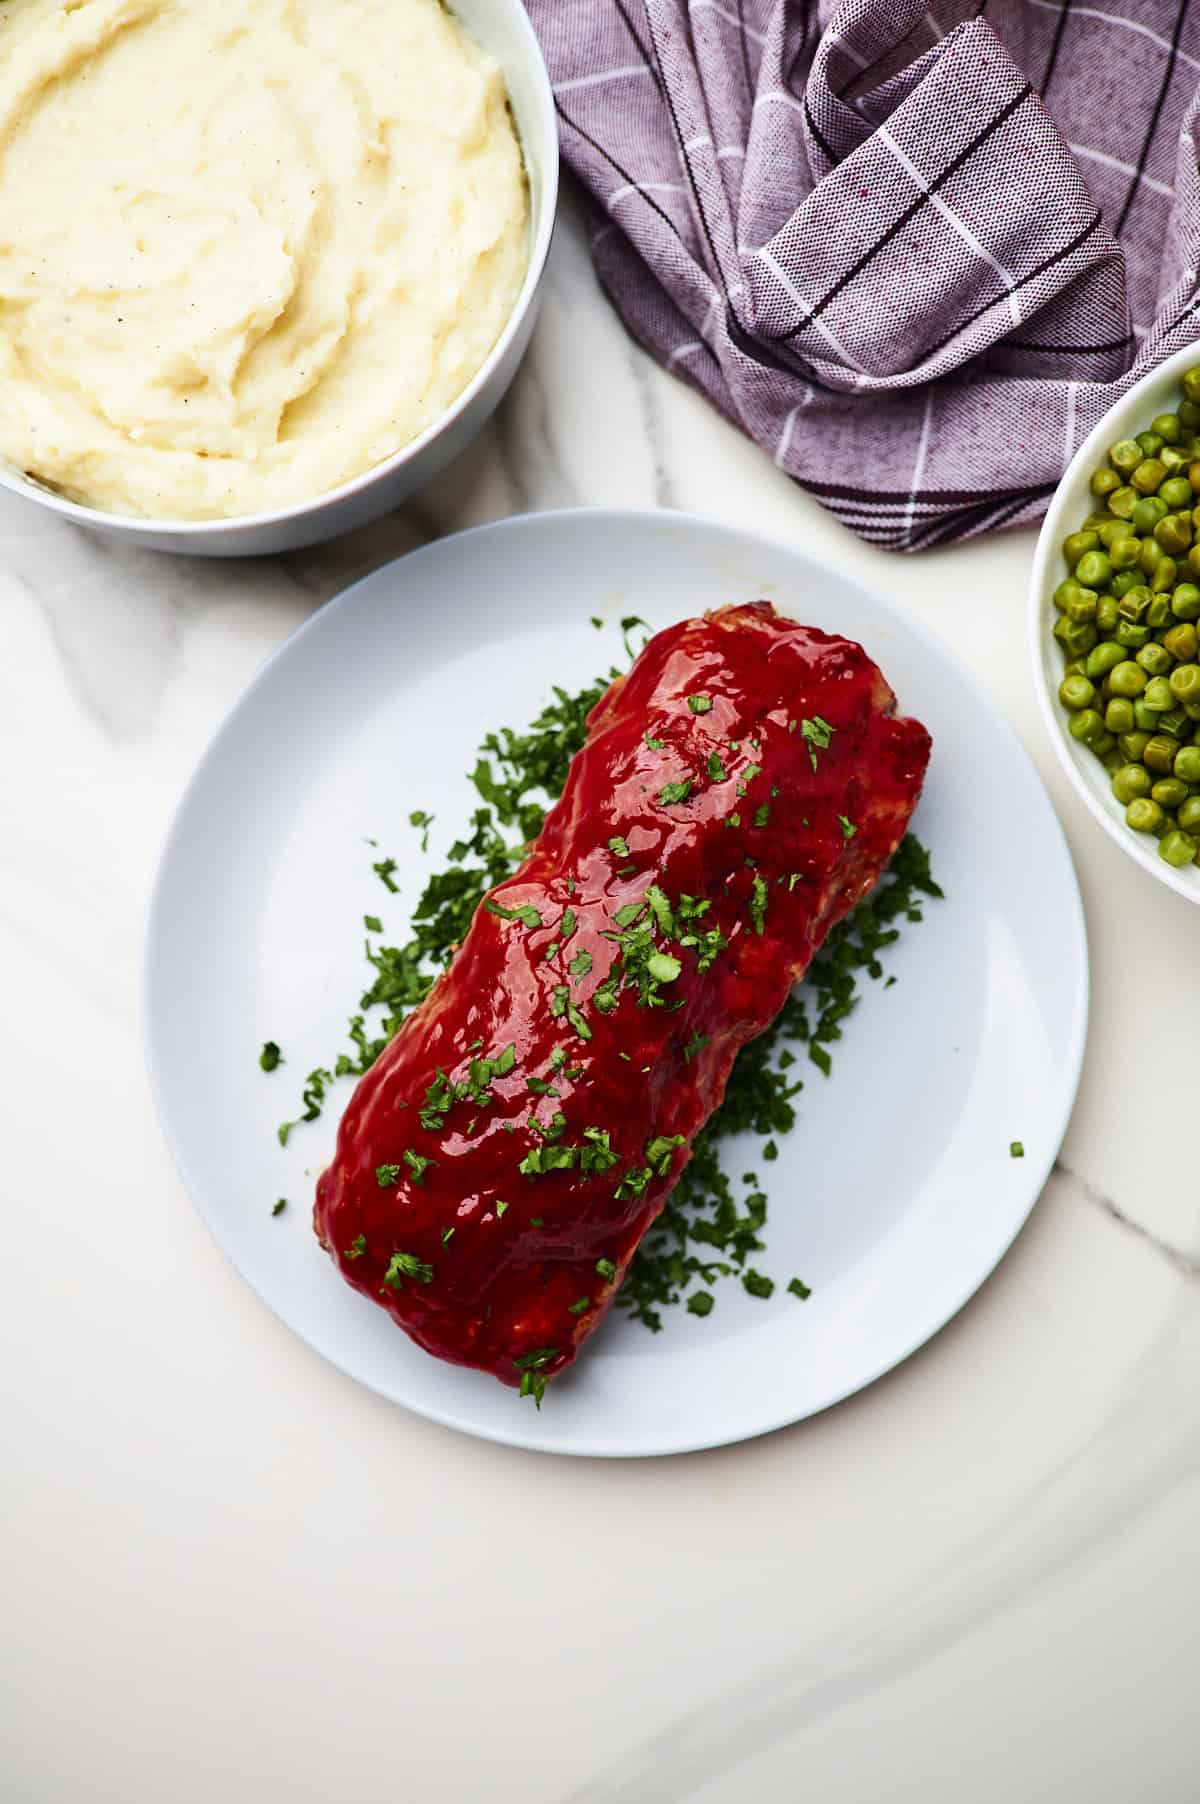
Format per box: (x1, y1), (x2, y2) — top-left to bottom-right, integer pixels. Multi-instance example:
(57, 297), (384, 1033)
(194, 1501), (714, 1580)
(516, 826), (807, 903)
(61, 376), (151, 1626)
(144, 505), (1090, 1457)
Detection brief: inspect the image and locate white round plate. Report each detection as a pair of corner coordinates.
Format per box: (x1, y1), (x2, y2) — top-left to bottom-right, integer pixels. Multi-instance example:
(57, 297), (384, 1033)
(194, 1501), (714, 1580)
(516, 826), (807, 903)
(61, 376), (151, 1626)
(147, 509), (1088, 1457)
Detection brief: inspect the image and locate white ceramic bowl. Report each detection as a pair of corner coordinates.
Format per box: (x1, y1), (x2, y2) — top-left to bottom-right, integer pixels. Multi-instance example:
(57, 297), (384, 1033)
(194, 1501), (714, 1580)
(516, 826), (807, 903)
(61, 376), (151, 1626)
(0, 0), (557, 559)
(1029, 340), (1200, 905)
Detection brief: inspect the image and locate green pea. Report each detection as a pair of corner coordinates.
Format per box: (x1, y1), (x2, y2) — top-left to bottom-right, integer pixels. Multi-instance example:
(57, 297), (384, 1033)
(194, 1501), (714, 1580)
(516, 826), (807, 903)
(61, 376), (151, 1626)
(1160, 446), (1190, 475)
(1177, 796), (1200, 832)
(1131, 495), (1168, 533)
(1062, 529), (1099, 566)
(1133, 699), (1161, 732)
(1106, 658), (1147, 695)
(1054, 577), (1088, 611)
(1169, 663), (1200, 705)
(1163, 621), (1199, 660)
(1177, 745), (1200, 783)
(1147, 593), (1173, 627)
(1136, 641), (1174, 676)
(1183, 367), (1200, 404)
(1109, 485), (1138, 519)
(1140, 538), (1162, 576)
(1091, 731), (1117, 758)
(1137, 432), (1165, 457)
(1111, 764), (1152, 804)
(1144, 733), (1181, 773)
(1082, 645), (1126, 678)
(1115, 620), (1151, 648)
(1104, 697), (1135, 734)
(1101, 747), (1124, 774)
(1156, 512), (1193, 554)
(1160, 475), (1193, 509)
(1157, 708), (1190, 738)
(1109, 438), (1143, 474)
(1097, 518), (1131, 549)
(1117, 584), (1152, 620)
(1063, 589), (1099, 623)
(1126, 797), (1166, 834)
(1152, 777), (1189, 810)
(1058, 673), (1096, 710)
(1108, 535), (1143, 570)
(1132, 459), (1167, 494)
(1091, 467), (1121, 498)
(1159, 828), (1198, 867)
(1186, 544), (1200, 580)
(1180, 398), (1200, 429)
(1171, 583), (1200, 620)
(1055, 617), (1098, 658)
(1067, 708), (1105, 745)
(1142, 675), (1174, 710)
(1097, 592), (1123, 628)
(1152, 557), (1178, 593)
(1184, 700), (1200, 721)
(1119, 730), (1152, 762)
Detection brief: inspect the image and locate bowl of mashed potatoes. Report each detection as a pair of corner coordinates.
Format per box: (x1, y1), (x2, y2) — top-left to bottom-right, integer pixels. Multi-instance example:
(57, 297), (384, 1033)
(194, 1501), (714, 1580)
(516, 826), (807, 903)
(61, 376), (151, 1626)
(0, 0), (557, 555)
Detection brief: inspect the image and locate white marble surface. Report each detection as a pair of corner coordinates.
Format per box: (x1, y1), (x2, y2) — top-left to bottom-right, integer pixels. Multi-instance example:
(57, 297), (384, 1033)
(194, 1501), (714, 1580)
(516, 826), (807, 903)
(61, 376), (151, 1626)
(2, 193), (1199, 1802)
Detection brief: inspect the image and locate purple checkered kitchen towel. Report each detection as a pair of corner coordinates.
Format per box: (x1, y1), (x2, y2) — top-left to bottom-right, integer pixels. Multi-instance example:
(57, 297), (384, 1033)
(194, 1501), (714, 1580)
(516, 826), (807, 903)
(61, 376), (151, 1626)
(525, 0), (1200, 550)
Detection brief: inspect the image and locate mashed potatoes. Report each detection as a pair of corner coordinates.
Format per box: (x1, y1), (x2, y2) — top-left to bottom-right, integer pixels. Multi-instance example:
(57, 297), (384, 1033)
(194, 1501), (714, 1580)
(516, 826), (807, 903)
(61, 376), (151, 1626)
(0, 0), (528, 518)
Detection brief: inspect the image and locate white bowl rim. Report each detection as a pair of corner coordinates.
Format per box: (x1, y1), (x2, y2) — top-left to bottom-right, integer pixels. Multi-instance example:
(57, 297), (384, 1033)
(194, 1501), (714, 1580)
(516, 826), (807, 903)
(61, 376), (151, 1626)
(0, 0), (559, 541)
(1028, 337), (1200, 906)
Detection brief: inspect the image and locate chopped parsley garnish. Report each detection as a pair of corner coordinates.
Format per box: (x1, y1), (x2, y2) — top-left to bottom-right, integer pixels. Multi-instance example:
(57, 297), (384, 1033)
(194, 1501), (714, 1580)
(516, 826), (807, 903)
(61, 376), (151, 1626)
(687, 694), (713, 714)
(364, 914), (383, 933)
(441, 1226), (455, 1246)
(613, 901), (644, 928)
(645, 730), (666, 751)
(742, 1269), (775, 1299)
(621, 616), (650, 659)
(838, 816), (857, 840)
(787, 1276), (812, 1300)
(403, 1149), (434, 1186)
(657, 780), (692, 806)
(1010, 1141), (1025, 1158)
(568, 949), (593, 978)
(485, 899), (542, 930)
(608, 835), (630, 857)
(754, 804), (769, 828)
(495, 1199), (509, 1218)
(409, 810), (434, 853)
(382, 1250), (434, 1288)
(259, 1040), (283, 1072)
(646, 1135), (685, 1175)
(684, 1032), (710, 1061)
(514, 1346), (558, 1407)
(373, 858), (400, 892)
(800, 715), (834, 771)
(272, 1197), (288, 1216)
(591, 615), (604, 629)
(749, 873), (768, 934)
(375, 1163), (401, 1187)
(345, 1234), (367, 1259)
(707, 752), (726, 782)
(595, 1258), (617, 1281)
(567, 1296), (590, 1315)
(686, 1290), (714, 1316)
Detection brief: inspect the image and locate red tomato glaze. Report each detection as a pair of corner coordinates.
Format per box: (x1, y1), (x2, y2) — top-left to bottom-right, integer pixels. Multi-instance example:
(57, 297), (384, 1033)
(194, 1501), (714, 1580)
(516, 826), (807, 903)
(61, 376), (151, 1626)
(313, 604), (931, 1393)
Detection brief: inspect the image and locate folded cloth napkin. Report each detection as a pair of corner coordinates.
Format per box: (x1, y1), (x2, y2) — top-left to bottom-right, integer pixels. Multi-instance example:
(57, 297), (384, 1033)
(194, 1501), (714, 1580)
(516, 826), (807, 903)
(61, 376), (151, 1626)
(525, 0), (1200, 549)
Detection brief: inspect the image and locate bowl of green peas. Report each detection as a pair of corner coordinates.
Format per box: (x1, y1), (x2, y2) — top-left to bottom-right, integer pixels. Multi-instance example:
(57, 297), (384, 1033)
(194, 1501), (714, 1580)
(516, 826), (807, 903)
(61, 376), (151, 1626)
(1031, 342), (1200, 902)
